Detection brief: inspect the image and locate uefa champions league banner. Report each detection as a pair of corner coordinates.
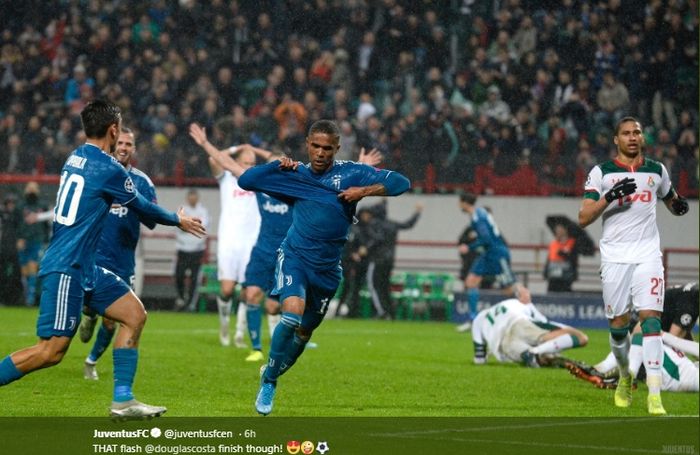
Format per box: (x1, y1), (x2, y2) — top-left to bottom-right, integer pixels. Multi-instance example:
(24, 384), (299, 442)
(452, 290), (609, 329)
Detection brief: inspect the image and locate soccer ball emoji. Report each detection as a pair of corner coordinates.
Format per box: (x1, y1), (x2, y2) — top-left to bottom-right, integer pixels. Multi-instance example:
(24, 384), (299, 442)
(316, 441), (329, 454)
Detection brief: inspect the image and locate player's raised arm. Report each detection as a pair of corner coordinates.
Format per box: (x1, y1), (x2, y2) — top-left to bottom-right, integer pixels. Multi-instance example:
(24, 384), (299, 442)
(189, 123), (246, 177)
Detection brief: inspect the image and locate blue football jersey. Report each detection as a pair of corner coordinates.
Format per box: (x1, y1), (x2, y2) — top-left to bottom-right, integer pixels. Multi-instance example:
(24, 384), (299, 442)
(95, 166), (158, 283)
(39, 144), (138, 289)
(239, 160), (409, 268)
(255, 192), (293, 254)
(469, 206), (508, 251)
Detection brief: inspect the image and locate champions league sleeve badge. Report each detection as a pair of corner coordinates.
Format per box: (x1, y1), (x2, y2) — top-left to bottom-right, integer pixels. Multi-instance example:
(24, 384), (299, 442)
(124, 176), (135, 193)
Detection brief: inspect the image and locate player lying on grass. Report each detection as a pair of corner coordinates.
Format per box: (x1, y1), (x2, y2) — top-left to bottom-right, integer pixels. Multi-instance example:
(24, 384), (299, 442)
(566, 334), (698, 393)
(568, 282), (698, 392)
(471, 287), (588, 367)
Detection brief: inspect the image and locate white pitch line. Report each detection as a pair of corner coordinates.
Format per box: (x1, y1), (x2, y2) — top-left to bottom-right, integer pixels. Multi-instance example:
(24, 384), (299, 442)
(369, 417), (665, 437)
(401, 436), (669, 454)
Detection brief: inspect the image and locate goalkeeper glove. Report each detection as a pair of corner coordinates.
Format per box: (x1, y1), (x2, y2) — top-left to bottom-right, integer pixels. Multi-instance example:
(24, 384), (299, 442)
(671, 196), (689, 215)
(604, 177), (637, 203)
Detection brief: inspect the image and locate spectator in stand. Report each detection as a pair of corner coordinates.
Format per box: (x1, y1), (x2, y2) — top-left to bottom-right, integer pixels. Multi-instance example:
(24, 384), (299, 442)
(480, 85), (511, 125)
(0, 0), (697, 196)
(648, 48), (678, 133)
(273, 93), (307, 157)
(64, 64), (94, 106)
(594, 71), (629, 131)
(673, 110), (697, 163)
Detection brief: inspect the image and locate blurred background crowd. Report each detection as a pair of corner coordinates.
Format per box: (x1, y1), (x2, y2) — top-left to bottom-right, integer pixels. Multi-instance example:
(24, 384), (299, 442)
(0, 0), (698, 195)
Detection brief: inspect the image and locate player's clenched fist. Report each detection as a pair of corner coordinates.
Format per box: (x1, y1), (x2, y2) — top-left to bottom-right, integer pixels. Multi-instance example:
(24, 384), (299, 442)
(604, 177), (637, 203)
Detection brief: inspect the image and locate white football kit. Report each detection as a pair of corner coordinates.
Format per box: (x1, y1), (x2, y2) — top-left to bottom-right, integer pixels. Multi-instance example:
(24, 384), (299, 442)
(661, 346), (699, 392)
(216, 171), (261, 282)
(584, 158), (674, 317)
(472, 299), (550, 363)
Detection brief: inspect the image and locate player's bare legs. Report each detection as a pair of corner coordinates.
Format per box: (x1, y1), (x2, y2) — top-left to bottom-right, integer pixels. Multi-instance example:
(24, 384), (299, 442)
(7, 336), (72, 375)
(104, 291), (166, 419)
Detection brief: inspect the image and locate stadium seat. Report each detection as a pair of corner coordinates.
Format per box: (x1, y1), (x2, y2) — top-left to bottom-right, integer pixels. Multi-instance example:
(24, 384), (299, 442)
(197, 263), (220, 313)
(419, 272), (455, 321)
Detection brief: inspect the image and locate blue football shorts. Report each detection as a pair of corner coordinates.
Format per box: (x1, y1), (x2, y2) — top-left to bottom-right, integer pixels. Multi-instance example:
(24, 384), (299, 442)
(270, 247), (341, 321)
(470, 247), (515, 286)
(36, 266), (131, 338)
(244, 244), (278, 291)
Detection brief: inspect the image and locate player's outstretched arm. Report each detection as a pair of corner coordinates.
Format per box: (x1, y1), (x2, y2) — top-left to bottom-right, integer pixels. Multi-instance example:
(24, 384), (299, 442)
(126, 192), (205, 237)
(175, 207), (207, 238)
(189, 123), (245, 177)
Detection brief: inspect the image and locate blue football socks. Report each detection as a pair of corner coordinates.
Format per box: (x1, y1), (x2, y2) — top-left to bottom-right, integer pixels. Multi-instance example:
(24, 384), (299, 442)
(113, 348), (138, 402)
(88, 324), (115, 363)
(246, 304), (262, 351)
(0, 355), (24, 386)
(264, 312), (301, 384)
(279, 334), (307, 377)
(467, 287), (479, 320)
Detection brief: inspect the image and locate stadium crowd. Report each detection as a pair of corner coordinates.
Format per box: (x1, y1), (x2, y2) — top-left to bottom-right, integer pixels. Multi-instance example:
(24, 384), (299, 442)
(0, 0), (698, 195)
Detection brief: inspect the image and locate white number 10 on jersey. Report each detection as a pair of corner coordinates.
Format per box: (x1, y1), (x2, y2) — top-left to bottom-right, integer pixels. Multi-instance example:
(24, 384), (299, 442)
(55, 171), (85, 226)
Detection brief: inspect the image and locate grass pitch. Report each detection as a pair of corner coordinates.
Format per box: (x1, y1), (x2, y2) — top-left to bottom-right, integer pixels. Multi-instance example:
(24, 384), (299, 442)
(0, 306), (697, 417)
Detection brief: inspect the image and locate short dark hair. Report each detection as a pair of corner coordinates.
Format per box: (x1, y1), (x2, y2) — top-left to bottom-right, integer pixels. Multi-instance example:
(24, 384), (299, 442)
(460, 193), (477, 205)
(615, 116), (641, 135)
(308, 119), (340, 139)
(121, 126), (134, 136)
(81, 100), (121, 138)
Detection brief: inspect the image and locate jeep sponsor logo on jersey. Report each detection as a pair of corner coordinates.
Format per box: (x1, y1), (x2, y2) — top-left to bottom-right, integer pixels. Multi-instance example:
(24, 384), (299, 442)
(262, 199), (289, 215)
(109, 204), (129, 217)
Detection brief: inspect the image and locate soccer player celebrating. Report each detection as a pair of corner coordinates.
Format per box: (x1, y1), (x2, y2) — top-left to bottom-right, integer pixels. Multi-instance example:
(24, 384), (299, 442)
(0, 100), (206, 419)
(578, 116), (690, 415)
(190, 123), (383, 362)
(238, 119), (410, 415)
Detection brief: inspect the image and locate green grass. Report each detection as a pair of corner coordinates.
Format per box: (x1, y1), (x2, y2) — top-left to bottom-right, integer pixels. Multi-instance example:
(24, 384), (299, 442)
(0, 306), (697, 417)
